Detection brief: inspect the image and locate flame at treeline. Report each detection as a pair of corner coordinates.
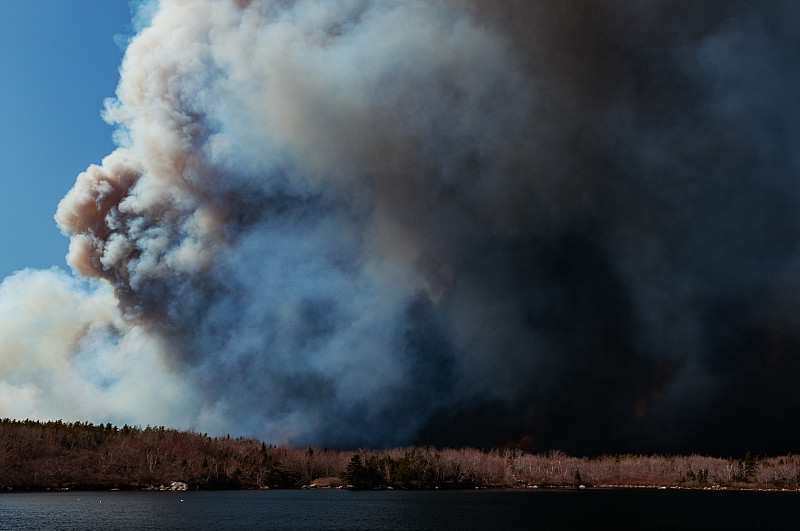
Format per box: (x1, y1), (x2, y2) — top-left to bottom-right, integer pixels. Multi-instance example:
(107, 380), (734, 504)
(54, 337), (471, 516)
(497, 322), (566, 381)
(2, 0), (800, 455)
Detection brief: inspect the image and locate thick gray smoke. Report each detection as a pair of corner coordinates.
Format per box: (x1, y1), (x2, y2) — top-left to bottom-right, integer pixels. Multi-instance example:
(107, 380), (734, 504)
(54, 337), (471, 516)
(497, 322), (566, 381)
(4, 0), (799, 454)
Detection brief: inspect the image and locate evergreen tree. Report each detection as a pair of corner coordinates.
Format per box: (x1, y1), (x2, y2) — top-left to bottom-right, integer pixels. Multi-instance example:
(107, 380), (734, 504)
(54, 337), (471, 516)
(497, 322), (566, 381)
(342, 453), (368, 488)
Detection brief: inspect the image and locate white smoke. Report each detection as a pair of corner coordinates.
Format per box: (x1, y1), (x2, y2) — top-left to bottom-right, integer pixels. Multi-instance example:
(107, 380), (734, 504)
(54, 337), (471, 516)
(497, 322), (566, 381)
(41, 0), (534, 444)
(0, 268), (197, 428)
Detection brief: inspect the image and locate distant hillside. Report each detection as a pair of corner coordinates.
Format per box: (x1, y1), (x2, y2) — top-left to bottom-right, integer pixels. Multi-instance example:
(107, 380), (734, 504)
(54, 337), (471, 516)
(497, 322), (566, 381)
(1, 419), (798, 491)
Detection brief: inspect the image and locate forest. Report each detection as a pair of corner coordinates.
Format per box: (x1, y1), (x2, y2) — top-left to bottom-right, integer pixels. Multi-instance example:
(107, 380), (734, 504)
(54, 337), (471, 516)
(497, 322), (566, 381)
(1, 419), (798, 492)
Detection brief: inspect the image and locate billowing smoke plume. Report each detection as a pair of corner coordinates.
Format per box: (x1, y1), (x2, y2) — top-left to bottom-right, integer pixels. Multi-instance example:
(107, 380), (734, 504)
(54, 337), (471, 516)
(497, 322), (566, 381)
(0, 268), (194, 427)
(3, 0), (800, 454)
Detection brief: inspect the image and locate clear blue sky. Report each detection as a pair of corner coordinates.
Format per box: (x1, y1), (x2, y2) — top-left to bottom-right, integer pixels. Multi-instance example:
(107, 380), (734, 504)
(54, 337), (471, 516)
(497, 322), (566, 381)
(0, 1), (134, 280)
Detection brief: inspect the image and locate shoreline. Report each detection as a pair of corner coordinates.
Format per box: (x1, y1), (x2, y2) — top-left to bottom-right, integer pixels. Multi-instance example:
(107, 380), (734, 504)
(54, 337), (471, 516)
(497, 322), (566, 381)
(3, 484), (799, 494)
(3, 420), (798, 493)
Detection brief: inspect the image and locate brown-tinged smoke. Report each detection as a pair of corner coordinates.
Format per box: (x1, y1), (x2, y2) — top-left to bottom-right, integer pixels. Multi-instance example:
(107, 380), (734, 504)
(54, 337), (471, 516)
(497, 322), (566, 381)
(3, 0), (799, 454)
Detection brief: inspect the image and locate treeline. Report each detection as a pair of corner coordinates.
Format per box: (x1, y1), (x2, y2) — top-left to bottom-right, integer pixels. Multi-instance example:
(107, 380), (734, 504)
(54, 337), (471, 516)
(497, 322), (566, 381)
(1, 419), (799, 491)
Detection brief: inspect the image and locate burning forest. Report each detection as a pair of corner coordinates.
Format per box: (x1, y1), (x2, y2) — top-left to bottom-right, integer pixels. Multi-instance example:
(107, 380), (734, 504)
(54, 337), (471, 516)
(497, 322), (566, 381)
(1, 0), (800, 457)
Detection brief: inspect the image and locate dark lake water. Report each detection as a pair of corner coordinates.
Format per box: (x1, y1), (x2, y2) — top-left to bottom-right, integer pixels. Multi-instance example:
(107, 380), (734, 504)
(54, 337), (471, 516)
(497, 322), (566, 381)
(0, 488), (797, 530)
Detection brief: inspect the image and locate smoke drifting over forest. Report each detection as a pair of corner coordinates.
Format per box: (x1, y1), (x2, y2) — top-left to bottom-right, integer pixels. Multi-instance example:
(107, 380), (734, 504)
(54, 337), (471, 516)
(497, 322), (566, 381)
(2, 0), (800, 455)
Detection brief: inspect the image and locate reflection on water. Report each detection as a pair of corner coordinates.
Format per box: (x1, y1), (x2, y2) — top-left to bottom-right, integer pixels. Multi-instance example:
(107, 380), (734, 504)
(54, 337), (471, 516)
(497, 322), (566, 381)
(0, 488), (797, 530)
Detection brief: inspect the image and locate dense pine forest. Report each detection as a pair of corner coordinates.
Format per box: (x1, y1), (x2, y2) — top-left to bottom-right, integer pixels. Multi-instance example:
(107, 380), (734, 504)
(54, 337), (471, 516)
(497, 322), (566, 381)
(1, 419), (799, 492)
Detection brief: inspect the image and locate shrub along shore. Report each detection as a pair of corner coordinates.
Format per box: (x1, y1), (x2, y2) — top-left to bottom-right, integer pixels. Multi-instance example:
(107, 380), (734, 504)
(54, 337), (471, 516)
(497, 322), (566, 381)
(0, 419), (797, 491)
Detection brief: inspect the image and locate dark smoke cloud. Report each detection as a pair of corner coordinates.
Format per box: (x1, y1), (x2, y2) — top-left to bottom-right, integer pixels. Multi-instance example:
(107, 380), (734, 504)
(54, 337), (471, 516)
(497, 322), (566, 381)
(26, 0), (799, 454)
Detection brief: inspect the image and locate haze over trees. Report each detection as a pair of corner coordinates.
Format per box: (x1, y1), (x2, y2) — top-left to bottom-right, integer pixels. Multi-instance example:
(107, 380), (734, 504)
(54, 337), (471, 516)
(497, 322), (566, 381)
(1, 419), (798, 492)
